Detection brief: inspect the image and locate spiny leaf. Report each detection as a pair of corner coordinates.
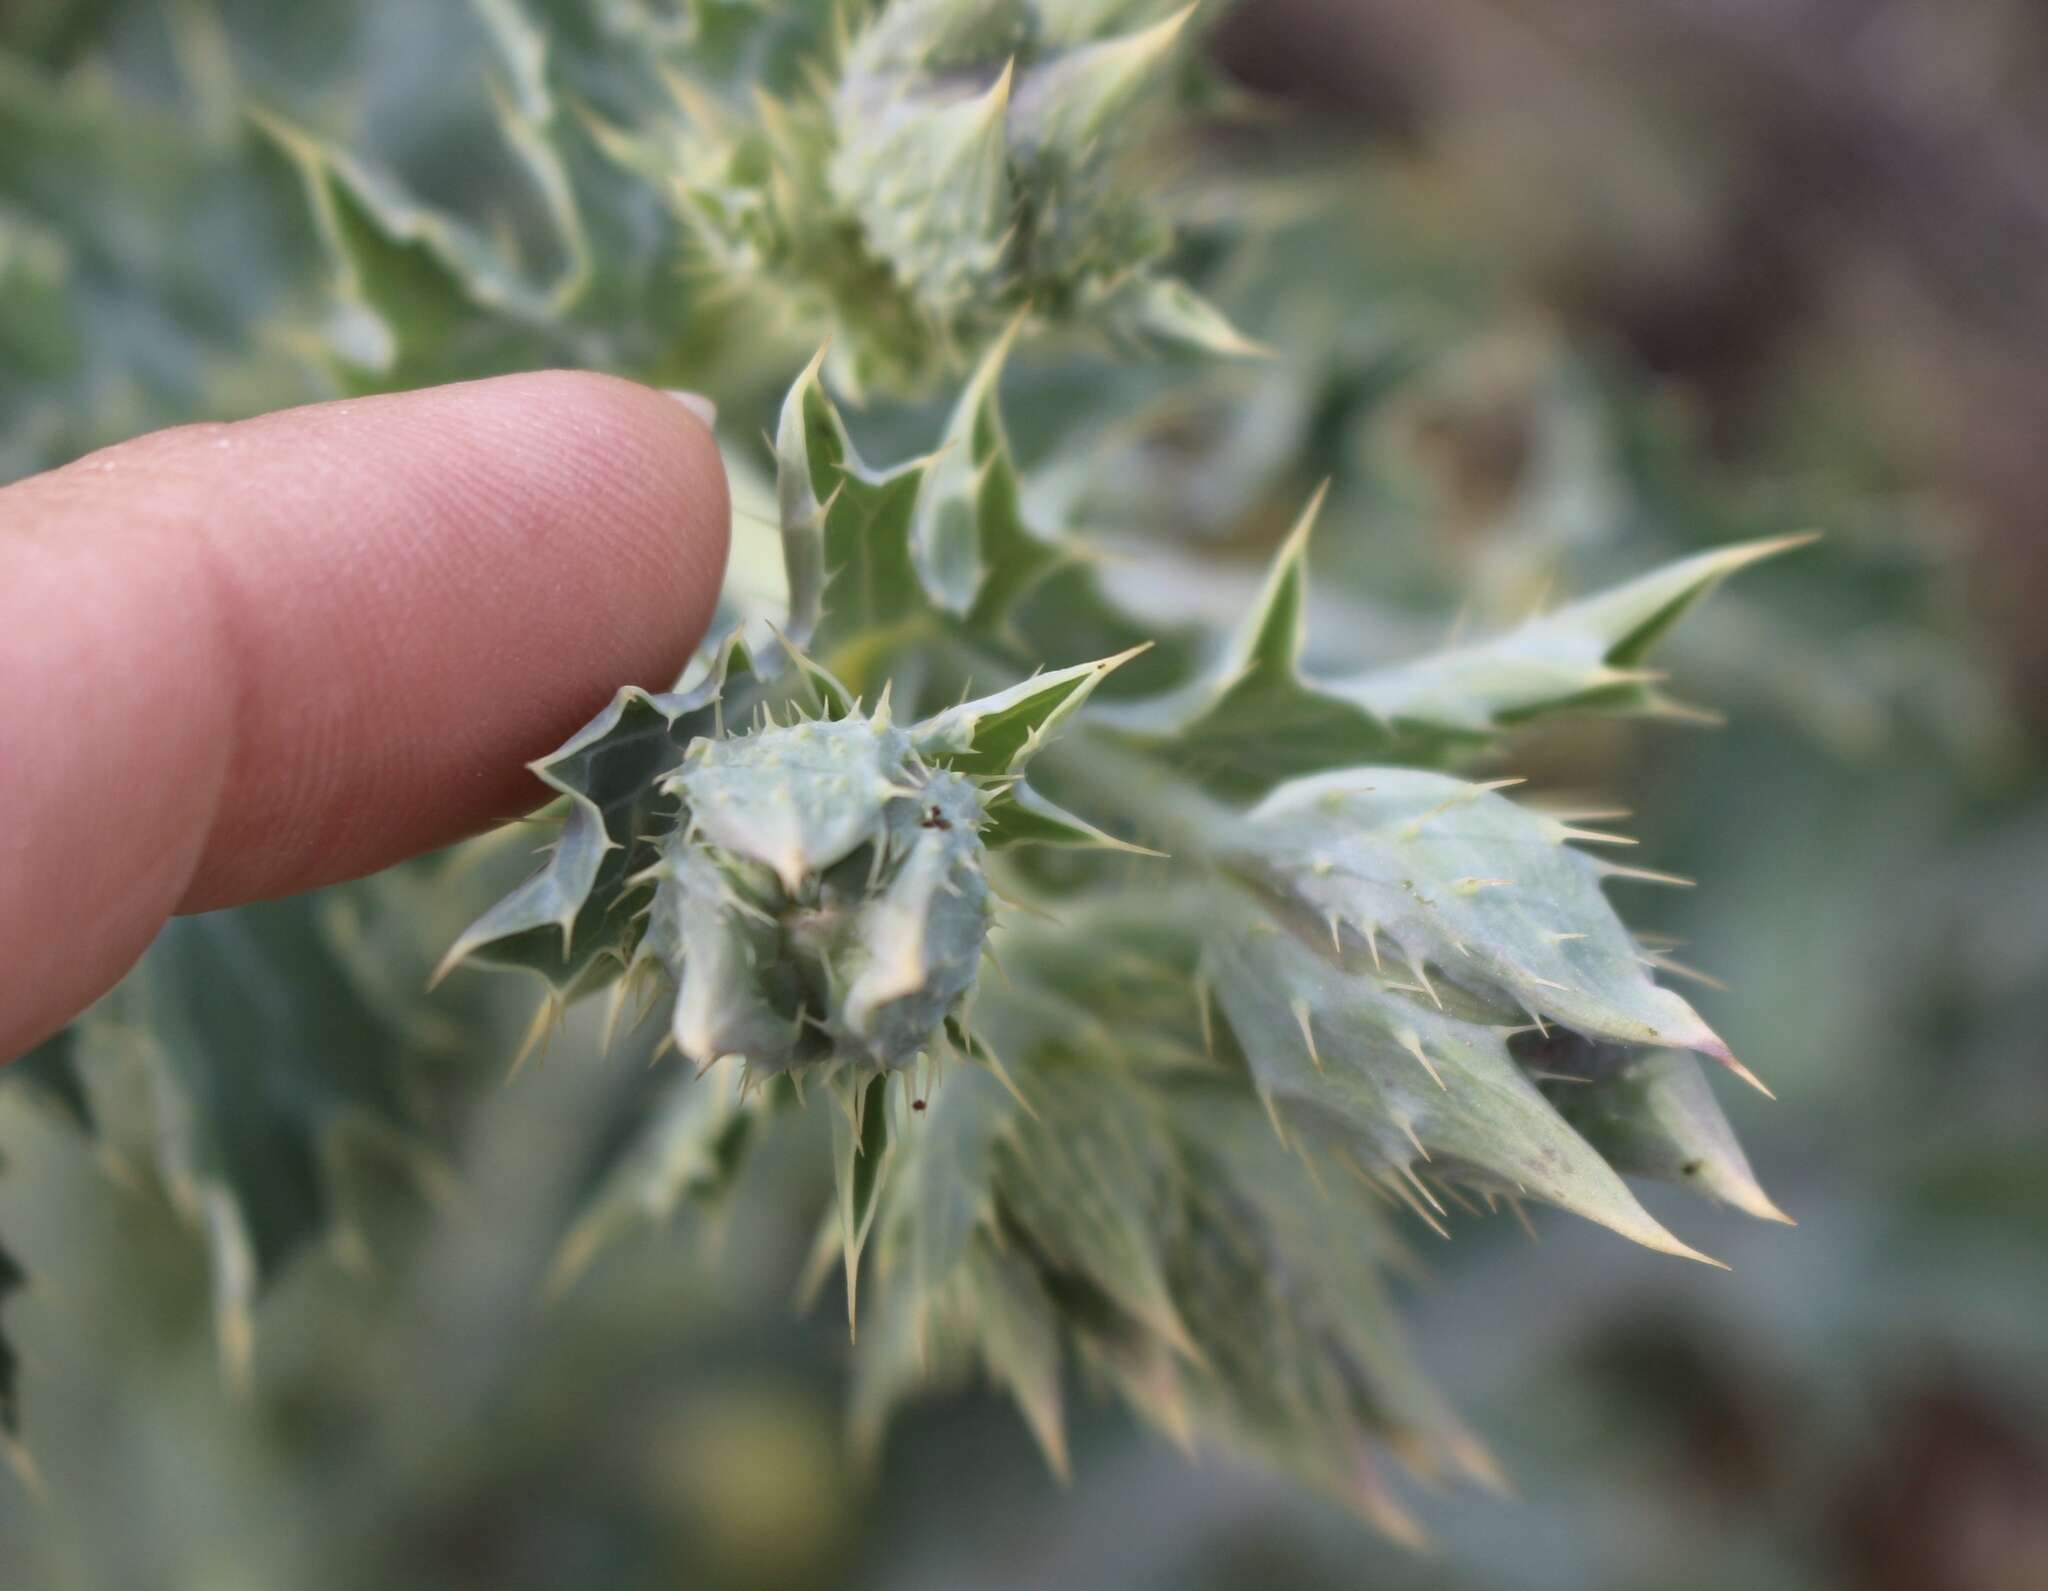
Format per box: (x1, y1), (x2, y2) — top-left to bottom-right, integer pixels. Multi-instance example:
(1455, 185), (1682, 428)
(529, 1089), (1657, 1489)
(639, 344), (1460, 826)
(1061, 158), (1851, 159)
(1529, 1039), (1793, 1225)
(908, 641), (1165, 858)
(772, 629), (856, 719)
(507, 690), (1004, 1081)
(1204, 898), (1721, 1266)
(851, 1225), (1067, 1477)
(662, 847), (798, 1071)
(1139, 1096), (1493, 1534)
(912, 646), (1145, 775)
(435, 638), (744, 997)
(1005, 5), (1193, 158)
(253, 111), (582, 383)
(774, 347), (935, 665)
(1037, 0), (1197, 46)
(112, 891), (463, 1372)
(1232, 768), (1755, 1083)
(950, 1237), (1069, 1474)
(1096, 485), (1387, 790)
(1336, 535), (1821, 741)
(884, 1065), (1495, 1530)
(551, 1062), (761, 1292)
(992, 1062), (1198, 1354)
(905, 322), (1193, 690)
(829, 1069), (895, 1338)
(1172, 1097), (1496, 1484)
(894, 1064), (1016, 1302)
(770, 332), (1188, 702)
(1102, 275), (1269, 360)
(842, 0), (1036, 80)
(1111, 523), (1811, 794)
(912, 318), (1070, 624)
(840, 782), (992, 1064)
(972, 894), (1209, 1065)
(978, 777), (1157, 853)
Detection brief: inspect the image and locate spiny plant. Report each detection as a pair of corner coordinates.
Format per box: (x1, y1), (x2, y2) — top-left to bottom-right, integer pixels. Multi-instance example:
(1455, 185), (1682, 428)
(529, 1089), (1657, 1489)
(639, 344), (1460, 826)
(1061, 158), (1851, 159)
(589, 0), (1255, 393)
(436, 343), (1804, 1534)
(0, 0), (1814, 1542)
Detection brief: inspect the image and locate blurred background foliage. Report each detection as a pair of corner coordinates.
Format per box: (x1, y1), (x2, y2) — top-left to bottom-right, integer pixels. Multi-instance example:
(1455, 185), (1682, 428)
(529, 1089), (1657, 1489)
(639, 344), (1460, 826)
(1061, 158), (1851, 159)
(3, 1), (2046, 1587)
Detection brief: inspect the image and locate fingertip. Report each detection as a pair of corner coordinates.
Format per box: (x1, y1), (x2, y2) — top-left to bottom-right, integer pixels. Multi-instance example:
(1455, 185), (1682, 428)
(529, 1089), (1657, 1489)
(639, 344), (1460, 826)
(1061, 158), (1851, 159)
(168, 369), (732, 907)
(413, 370), (731, 671)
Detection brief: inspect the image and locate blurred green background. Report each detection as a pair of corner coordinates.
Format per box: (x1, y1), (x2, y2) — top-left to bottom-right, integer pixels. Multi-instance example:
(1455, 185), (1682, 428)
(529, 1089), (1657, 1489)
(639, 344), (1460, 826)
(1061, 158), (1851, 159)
(3, 2), (2045, 1587)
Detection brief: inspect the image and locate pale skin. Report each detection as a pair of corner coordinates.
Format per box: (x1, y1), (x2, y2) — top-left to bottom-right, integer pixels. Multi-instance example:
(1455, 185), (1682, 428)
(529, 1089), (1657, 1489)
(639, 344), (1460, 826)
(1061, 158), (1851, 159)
(0, 373), (732, 1061)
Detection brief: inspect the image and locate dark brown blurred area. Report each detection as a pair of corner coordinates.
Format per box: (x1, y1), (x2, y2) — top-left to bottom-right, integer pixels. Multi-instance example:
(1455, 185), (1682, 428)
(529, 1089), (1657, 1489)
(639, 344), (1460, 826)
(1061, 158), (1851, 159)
(1218, 0), (2048, 704)
(1569, 1318), (2048, 1591)
(1840, 1374), (2048, 1591)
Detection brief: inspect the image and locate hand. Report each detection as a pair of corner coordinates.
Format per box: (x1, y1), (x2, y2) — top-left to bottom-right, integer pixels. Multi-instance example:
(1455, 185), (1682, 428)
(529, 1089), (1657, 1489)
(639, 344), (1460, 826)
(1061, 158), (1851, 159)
(0, 373), (729, 1060)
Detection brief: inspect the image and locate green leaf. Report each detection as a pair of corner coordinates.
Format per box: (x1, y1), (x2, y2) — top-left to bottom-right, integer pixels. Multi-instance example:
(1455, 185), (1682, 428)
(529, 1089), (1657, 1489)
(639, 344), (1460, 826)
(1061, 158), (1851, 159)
(851, 1226), (1067, 1477)
(1204, 894), (1721, 1265)
(912, 647), (1144, 776)
(829, 1069), (895, 1339)
(660, 847), (802, 1071)
(668, 711), (915, 893)
(1037, 0), (1196, 45)
(953, 1237), (1068, 1473)
(1531, 1040), (1792, 1225)
(115, 890), (461, 1372)
(841, 788), (993, 1066)
(1220, 769), (1753, 1064)
(978, 778), (1157, 853)
(911, 319), (1071, 626)
(992, 1062), (1197, 1355)
(551, 1062), (760, 1291)
(1101, 275), (1269, 360)
(0, 50), (316, 476)
(1230, 768), (1760, 1085)
(1145, 1095), (1496, 1534)
(1006, 6), (1192, 158)
(6, 1026), (92, 1132)
(772, 332), (1186, 699)
(774, 349), (935, 667)
(254, 106), (586, 383)
(772, 635), (856, 719)
(850, 1262), (972, 1459)
(1113, 525), (1810, 795)
(972, 893), (1207, 1065)
(1098, 485), (1388, 792)
(893, 1063), (1015, 1302)
(436, 638), (743, 999)
(1333, 535), (1820, 744)
(909, 645), (1165, 855)
(858, 1046), (1493, 1528)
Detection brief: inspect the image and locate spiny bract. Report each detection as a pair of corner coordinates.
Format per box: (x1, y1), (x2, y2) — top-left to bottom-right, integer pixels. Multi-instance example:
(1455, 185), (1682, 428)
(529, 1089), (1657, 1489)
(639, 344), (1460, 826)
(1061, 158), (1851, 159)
(652, 709), (990, 1074)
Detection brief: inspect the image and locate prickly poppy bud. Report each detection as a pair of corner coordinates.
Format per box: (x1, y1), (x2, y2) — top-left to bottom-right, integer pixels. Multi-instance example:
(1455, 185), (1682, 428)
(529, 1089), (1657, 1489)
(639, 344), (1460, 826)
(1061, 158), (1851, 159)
(649, 711), (992, 1074)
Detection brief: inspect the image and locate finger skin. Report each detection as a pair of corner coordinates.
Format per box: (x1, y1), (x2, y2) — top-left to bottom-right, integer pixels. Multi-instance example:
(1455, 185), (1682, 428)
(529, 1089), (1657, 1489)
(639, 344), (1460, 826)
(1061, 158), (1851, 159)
(0, 371), (729, 1060)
